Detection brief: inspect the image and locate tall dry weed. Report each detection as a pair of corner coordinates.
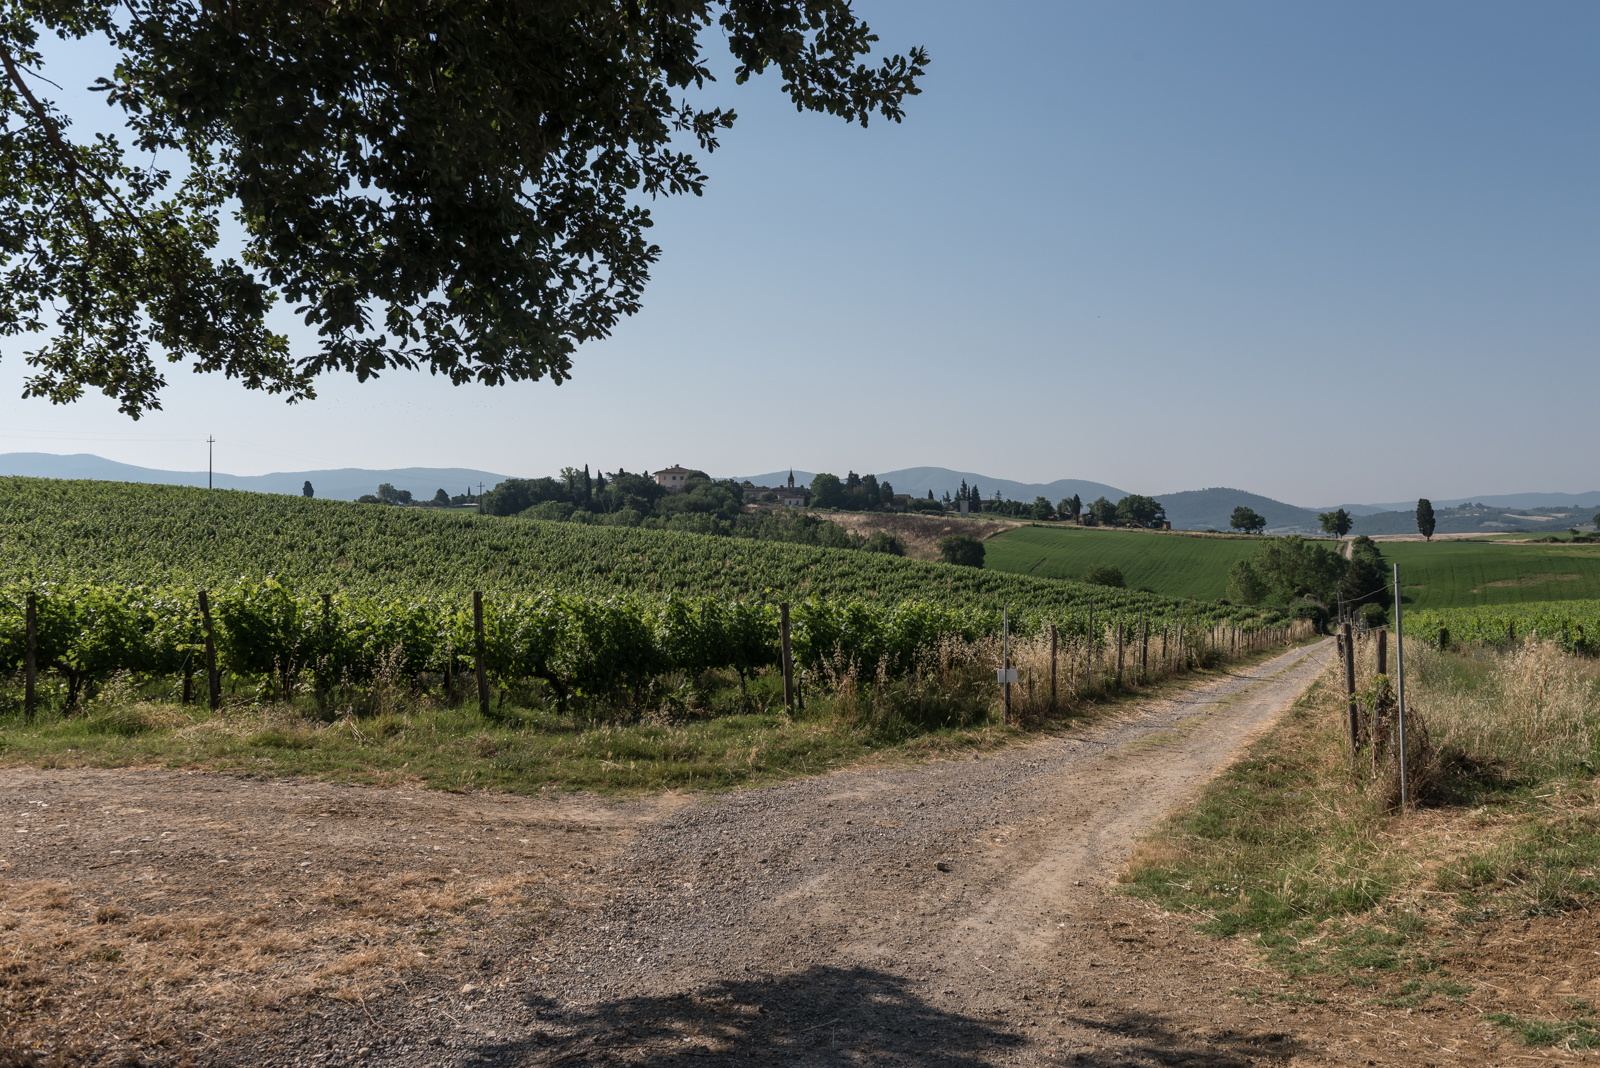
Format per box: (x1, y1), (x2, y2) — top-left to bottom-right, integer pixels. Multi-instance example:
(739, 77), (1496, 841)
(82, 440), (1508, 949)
(1412, 639), (1599, 774)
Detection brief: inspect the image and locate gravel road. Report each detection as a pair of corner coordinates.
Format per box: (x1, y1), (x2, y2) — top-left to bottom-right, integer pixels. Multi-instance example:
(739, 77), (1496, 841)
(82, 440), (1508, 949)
(21, 638), (1488, 1068)
(251, 638), (1334, 1067)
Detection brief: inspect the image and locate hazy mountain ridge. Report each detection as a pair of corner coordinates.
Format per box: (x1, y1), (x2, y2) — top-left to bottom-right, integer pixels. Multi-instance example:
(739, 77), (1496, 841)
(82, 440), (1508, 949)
(4, 454), (1595, 530)
(0, 453), (515, 502)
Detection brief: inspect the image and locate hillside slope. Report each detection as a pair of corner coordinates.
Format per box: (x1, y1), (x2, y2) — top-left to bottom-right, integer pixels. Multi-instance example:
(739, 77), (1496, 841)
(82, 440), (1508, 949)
(1154, 487), (1322, 533)
(0, 478), (1283, 624)
(983, 527), (1262, 600)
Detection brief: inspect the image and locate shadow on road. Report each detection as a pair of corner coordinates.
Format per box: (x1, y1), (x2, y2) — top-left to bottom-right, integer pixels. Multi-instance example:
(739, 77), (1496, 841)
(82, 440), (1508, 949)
(457, 966), (1308, 1067)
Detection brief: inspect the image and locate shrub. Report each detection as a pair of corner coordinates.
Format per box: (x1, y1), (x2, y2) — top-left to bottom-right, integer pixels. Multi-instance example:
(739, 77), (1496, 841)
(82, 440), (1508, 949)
(936, 534), (985, 568)
(1082, 563), (1124, 588)
(1360, 603), (1389, 629)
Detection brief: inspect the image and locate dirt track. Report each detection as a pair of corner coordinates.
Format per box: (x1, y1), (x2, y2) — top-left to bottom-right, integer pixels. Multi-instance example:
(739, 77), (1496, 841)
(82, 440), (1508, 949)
(2, 640), (1541, 1066)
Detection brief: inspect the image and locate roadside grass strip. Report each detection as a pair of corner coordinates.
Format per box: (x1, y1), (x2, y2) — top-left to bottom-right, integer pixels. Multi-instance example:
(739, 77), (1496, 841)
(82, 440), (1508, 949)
(1123, 638), (1600, 1041)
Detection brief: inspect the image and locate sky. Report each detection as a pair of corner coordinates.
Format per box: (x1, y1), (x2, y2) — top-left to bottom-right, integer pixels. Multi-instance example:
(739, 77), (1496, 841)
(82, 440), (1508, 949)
(1, 1), (1595, 506)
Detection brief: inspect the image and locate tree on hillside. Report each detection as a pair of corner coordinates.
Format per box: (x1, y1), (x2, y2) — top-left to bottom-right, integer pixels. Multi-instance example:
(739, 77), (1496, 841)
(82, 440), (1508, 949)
(432, 488), (450, 506)
(1115, 494), (1166, 528)
(1, 3), (927, 418)
(376, 483), (412, 506)
(936, 534), (985, 568)
(1082, 563), (1124, 588)
(1031, 496), (1053, 520)
(1058, 494), (1082, 522)
(301, 481), (314, 498)
(1318, 508), (1352, 537)
(1230, 506), (1266, 534)
(1416, 498), (1436, 541)
(1088, 496), (1117, 526)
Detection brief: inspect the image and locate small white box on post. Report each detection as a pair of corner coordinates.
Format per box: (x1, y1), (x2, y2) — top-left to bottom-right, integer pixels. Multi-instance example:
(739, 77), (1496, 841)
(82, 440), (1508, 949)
(996, 668), (1019, 684)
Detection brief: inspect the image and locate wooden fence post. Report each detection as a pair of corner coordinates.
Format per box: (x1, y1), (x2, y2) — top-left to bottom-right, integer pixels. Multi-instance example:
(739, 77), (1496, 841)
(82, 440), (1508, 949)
(1342, 620), (1358, 765)
(1115, 621), (1124, 689)
(779, 602), (794, 711)
(24, 591), (36, 720)
(198, 590), (221, 711)
(1049, 623), (1058, 710)
(1140, 617), (1149, 684)
(474, 591), (489, 716)
(1086, 600), (1094, 694)
(1376, 628), (1388, 676)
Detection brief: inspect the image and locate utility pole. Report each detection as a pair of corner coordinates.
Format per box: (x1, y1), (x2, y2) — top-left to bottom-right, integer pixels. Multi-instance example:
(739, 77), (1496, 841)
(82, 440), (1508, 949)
(207, 436), (216, 489)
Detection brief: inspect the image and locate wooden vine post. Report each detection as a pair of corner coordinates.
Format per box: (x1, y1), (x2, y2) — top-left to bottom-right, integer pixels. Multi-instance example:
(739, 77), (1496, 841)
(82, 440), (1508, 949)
(779, 602), (794, 711)
(474, 590), (489, 716)
(1139, 616), (1149, 684)
(1342, 620), (1358, 765)
(1114, 621), (1124, 689)
(197, 589), (221, 711)
(23, 591), (37, 720)
(1049, 623), (1058, 710)
(1086, 600), (1094, 695)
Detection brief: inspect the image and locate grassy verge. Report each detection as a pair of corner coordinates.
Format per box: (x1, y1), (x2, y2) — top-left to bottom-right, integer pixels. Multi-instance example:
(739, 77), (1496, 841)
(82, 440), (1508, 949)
(1123, 638), (1600, 1045)
(0, 639), (1318, 796)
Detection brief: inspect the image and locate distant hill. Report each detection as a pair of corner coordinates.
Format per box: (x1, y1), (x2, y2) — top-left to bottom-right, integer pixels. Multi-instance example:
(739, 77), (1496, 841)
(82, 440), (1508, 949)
(1351, 504), (1599, 537)
(1154, 487), (1322, 534)
(0, 452), (513, 502)
(736, 467), (1130, 505)
(1337, 491), (1600, 513)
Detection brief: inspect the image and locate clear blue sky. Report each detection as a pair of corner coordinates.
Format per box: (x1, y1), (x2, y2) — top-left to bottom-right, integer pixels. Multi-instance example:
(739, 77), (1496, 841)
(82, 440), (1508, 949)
(1, 1), (1595, 505)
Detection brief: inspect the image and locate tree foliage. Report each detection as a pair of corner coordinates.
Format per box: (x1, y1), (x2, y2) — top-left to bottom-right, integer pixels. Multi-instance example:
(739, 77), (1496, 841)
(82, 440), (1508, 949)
(1081, 563), (1124, 588)
(936, 534), (985, 568)
(1416, 498), (1436, 541)
(0, 1), (927, 417)
(1058, 494), (1082, 521)
(1225, 559), (1267, 606)
(1250, 535), (1346, 606)
(1318, 508), (1352, 537)
(1115, 494), (1166, 528)
(1229, 506), (1266, 534)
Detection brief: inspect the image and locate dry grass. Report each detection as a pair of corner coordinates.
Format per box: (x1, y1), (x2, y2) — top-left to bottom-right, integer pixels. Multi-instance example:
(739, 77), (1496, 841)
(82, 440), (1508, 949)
(816, 510), (1023, 560)
(1125, 635), (1600, 1039)
(0, 865), (568, 1063)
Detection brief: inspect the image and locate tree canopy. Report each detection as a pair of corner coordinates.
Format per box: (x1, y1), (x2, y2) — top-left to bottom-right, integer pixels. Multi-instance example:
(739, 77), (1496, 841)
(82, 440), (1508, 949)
(936, 534), (984, 568)
(1115, 494), (1166, 528)
(0, 2), (927, 417)
(1229, 506), (1266, 534)
(1416, 498), (1436, 541)
(1318, 508), (1352, 537)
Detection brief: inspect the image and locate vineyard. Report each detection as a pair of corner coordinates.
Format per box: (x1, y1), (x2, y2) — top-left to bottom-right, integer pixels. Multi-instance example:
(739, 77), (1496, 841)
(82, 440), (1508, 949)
(1403, 599), (1599, 656)
(0, 478), (1313, 715)
(0, 477), (1298, 621)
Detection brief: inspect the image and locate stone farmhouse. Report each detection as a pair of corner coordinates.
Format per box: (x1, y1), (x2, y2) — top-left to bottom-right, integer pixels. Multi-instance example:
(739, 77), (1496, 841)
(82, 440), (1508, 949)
(652, 465), (694, 492)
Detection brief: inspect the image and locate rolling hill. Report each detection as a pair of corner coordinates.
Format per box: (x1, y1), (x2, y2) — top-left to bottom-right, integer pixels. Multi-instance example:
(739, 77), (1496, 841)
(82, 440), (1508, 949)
(0, 452), (512, 502)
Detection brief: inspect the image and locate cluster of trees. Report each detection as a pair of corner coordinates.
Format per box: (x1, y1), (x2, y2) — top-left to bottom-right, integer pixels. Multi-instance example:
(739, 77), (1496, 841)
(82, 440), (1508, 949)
(477, 468), (906, 555)
(357, 484), (474, 507)
(810, 472), (899, 511)
(1225, 535), (1390, 622)
(1059, 494), (1165, 528)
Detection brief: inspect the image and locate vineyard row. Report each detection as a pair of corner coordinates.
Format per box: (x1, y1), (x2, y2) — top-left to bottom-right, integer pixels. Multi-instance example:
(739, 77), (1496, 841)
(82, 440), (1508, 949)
(2, 580), (1315, 712)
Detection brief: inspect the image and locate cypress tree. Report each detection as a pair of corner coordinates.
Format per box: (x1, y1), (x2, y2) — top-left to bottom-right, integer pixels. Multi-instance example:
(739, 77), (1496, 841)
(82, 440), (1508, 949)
(1416, 498), (1436, 541)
